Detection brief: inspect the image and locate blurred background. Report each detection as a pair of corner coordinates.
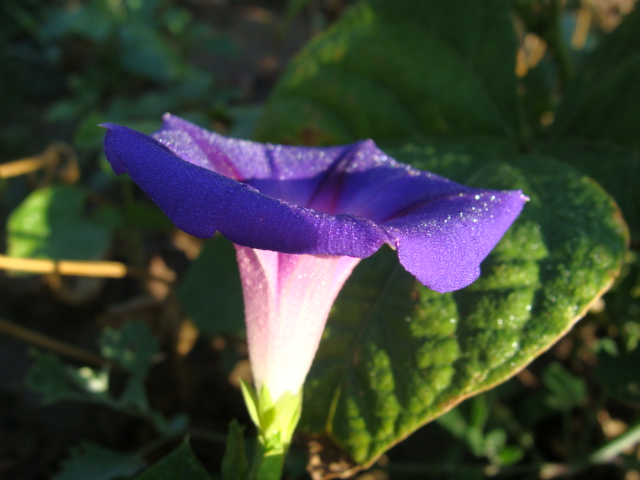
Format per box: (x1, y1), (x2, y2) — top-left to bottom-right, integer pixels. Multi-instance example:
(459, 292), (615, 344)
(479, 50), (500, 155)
(1, 1), (640, 479)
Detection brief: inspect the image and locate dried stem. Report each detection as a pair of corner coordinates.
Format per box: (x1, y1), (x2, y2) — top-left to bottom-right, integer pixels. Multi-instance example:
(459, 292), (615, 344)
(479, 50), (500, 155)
(0, 142), (79, 183)
(0, 255), (171, 284)
(0, 316), (107, 367)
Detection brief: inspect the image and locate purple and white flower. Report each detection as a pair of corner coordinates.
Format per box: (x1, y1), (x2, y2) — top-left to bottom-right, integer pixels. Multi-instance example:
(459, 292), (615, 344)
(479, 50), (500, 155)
(102, 114), (526, 401)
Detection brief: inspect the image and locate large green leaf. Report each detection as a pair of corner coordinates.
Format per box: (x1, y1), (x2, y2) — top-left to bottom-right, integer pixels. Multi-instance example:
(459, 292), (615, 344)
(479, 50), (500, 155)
(6, 185), (113, 261)
(550, 6), (640, 149)
(255, 0), (520, 145)
(537, 140), (640, 240)
(301, 142), (627, 471)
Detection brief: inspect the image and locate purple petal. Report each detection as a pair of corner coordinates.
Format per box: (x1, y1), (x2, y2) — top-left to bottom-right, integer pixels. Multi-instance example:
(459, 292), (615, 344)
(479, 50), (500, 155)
(102, 116), (527, 292)
(384, 190), (527, 292)
(102, 123), (388, 257)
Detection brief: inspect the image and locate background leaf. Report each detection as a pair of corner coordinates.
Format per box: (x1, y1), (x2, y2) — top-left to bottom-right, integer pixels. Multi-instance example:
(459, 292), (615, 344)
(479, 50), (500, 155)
(542, 362), (587, 412)
(255, 0), (520, 145)
(54, 441), (145, 480)
(301, 143), (627, 467)
(6, 185), (112, 261)
(26, 351), (98, 405)
(100, 322), (159, 379)
(550, 7), (640, 149)
(221, 420), (249, 480)
(597, 347), (640, 407)
(178, 236), (245, 337)
(135, 440), (211, 480)
(100, 321), (160, 411)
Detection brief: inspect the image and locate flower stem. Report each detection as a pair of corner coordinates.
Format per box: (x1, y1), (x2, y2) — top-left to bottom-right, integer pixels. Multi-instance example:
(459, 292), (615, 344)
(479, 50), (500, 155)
(248, 441), (285, 480)
(239, 381), (302, 480)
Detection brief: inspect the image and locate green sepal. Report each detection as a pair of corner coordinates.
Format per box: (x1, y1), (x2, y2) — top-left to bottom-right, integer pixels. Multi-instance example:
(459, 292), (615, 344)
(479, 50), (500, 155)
(239, 379), (261, 429)
(239, 379), (302, 454)
(257, 388), (302, 452)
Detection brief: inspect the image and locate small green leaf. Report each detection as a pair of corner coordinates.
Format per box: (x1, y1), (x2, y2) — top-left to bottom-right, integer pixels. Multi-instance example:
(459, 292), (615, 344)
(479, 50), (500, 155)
(239, 379), (261, 429)
(7, 185), (112, 262)
(54, 441), (145, 480)
(135, 440), (211, 480)
(222, 420), (249, 480)
(178, 236), (245, 337)
(496, 445), (524, 466)
(300, 143), (627, 468)
(551, 6), (640, 149)
(99, 321), (159, 378)
(483, 429), (507, 461)
(256, 0), (520, 144)
(26, 351), (83, 404)
(99, 322), (159, 412)
(26, 351), (117, 408)
(542, 362), (587, 412)
(118, 24), (183, 83)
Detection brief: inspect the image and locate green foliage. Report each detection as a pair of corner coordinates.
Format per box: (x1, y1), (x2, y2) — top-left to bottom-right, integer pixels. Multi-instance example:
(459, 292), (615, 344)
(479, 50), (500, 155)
(437, 396), (524, 467)
(222, 421), (249, 480)
(135, 440), (212, 480)
(536, 7), (640, 240)
(27, 321), (195, 480)
(100, 321), (159, 411)
(551, 7), (640, 149)
(54, 441), (146, 480)
(537, 142), (640, 240)
(255, 0), (637, 470)
(1, 0), (235, 157)
(178, 236), (245, 337)
(3, 0), (640, 477)
(301, 146), (626, 465)
(101, 321), (159, 377)
(26, 321), (173, 431)
(27, 351), (110, 404)
(542, 362), (587, 412)
(7, 185), (114, 261)
(597, 347), (640, 407)
(255, 0), (520, 145)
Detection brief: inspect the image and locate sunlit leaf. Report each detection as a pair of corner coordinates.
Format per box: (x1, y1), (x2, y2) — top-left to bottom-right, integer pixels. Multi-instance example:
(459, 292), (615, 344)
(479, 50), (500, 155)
(7, 185), (112, 262)
(301, 142), (627, 470)
(538, 141), (640, 240)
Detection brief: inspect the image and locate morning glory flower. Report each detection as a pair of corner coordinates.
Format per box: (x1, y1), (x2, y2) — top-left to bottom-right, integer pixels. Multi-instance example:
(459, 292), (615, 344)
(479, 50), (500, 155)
(102, 114), (526, 433)
(103, 114), (526, 292)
